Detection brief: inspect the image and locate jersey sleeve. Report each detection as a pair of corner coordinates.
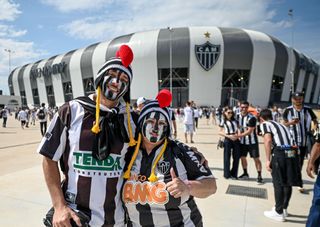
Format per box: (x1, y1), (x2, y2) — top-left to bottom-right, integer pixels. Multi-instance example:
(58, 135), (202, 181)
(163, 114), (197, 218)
(282, 108), (289, 121)
(175, 142), (213, 180)
(37, 102), (71, 161)
(260, 122), (271, 136)
(247, 116), (257, 127)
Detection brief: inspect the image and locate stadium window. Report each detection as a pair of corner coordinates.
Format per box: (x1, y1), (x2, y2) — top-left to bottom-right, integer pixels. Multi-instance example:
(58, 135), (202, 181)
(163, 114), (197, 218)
(63, 82), (73, 102)
(32, 88), (40, 105)
(158, 67), (189, 107)
(221, 69), (250, 106)
(83, 78), (95, 96)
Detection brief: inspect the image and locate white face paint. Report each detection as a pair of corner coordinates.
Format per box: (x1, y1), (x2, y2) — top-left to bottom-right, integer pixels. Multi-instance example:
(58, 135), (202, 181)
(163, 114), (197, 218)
(101, 70), (129, 101)
(142, 112), (168, 143)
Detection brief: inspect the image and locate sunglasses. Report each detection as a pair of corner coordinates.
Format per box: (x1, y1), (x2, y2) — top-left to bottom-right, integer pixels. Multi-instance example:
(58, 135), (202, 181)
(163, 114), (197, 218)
(226, 112), (233, 114)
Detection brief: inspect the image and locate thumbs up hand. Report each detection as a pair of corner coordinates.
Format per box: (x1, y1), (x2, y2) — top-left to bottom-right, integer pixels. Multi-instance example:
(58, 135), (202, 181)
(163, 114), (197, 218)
(166, 168), (190, 198)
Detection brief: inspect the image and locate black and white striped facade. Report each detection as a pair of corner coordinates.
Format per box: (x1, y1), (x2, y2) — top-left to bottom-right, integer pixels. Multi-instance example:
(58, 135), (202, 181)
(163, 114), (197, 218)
(8, 26), (320, 108)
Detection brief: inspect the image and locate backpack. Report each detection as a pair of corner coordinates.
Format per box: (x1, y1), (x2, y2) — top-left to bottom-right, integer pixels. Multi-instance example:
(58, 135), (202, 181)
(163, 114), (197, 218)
(38, 109), (45, 120)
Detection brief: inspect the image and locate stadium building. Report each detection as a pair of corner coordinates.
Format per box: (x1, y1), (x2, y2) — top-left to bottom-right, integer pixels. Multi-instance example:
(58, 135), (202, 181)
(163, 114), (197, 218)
(8, 26), (320, 108)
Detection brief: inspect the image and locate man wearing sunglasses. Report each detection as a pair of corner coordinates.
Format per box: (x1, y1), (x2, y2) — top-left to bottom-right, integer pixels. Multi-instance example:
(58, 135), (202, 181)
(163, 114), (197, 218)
(237, 101), (263, 184)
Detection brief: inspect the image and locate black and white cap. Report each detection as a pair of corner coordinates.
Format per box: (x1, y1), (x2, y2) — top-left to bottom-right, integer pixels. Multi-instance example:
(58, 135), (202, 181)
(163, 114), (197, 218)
(137, 89), (172, 136)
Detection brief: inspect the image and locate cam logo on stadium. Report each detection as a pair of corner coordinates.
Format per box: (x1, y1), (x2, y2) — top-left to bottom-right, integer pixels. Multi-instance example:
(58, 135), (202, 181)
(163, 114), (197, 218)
(195, 41), (220, 71)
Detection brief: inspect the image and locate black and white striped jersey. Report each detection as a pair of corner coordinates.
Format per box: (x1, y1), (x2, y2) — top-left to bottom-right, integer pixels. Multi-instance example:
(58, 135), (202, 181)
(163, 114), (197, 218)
(219, 119), (239, 134)
(122, 141), (213, 227)
(37, 97), (137, 227)
(283, 105), (317, 147)
(260, 120), (295, 147)
(237, 113), (258, 145)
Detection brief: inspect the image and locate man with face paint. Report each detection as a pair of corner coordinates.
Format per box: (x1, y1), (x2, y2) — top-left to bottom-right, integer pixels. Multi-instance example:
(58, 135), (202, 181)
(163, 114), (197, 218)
(38, 45), (139, 227)
(122, 89), (217, 227)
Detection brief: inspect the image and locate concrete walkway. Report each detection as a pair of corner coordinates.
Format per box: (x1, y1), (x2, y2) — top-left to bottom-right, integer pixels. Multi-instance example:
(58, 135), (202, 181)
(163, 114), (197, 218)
(0, 115), (315, 226)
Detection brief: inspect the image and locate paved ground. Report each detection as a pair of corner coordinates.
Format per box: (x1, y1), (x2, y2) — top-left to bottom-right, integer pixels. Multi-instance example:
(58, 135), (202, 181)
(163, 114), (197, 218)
(0, 115), (316, 227)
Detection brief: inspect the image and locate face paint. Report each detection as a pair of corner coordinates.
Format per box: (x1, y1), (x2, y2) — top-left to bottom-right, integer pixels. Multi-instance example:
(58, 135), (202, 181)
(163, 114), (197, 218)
(142, 112), (168, 143)
(101, 71), (129, 101)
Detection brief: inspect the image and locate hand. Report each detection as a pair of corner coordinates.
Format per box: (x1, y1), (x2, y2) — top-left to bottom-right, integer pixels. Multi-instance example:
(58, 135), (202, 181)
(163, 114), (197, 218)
(53, 205), (82, 227)
(166, 168), (190, 198)
(229, 135), (238, 141)
(291, 119), (299, 125)
(266, 160), (272, 172)
(306, 161), (315, 179)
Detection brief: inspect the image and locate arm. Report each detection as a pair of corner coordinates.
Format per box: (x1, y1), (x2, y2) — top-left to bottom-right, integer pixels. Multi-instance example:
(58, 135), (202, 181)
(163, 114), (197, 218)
(43, 157), (81, 226)
(172, 120), (177, 137)
(43, 157), (66, 209)
(218, 127), (237, 140)
(186, 178), (216, 198)
(263, 133), (273, 172)
(306, 142), (320, 178)
(166, 168), (216, 199)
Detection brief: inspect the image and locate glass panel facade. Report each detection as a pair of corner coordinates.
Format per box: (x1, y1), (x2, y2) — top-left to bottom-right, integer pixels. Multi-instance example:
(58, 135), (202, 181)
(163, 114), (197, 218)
(63, 82), (73, 102)
(158, 68), (189, 107)
(83, 78), (95, 96)
(221, 69), (250, 106)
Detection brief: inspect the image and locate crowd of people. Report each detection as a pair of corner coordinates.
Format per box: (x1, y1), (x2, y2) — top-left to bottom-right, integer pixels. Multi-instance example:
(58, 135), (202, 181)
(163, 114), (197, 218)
(1, 44), (319, 226)
(0, 104), (57, 136)
(215, 93), (319, 224)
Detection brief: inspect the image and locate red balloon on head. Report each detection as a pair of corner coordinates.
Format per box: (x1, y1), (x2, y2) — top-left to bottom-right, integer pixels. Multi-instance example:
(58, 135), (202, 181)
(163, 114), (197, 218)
(116, 45), (134, 67)
(156, 89), (172, 108)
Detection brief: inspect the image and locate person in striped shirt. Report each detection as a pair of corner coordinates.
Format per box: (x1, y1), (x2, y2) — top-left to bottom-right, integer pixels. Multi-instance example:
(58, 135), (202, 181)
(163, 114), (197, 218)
(218, 107), (241, 179)
(283, 91), (318, 193)
(38, 45), (139, 227)
(260, 109), (302, 222)
(237, 101), (263, 184)
(122, 90), (216, 227)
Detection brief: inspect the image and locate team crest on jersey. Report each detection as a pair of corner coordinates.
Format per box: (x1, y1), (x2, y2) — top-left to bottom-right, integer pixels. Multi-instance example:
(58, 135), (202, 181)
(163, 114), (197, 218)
(195, 41), (220, 71)
(44, 132), (52, 140)
(157, 160), (170, 175)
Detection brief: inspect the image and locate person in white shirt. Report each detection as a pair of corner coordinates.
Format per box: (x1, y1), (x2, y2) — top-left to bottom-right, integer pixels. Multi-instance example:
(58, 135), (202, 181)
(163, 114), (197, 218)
(184, 101), (194, 143)
(18, 108), (28, 129)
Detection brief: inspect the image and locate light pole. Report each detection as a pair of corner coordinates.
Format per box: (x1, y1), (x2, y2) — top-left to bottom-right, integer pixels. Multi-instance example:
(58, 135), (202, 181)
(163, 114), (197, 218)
(288, 9), (294, 93)
(167, 27), (173, 97)
(4, 48), (14, 75)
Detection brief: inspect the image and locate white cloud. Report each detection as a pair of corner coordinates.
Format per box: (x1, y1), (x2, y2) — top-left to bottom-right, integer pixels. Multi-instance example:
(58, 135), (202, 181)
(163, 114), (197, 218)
(0, 0), (21, 21)
(0, 38), (48, 94)
(0, 24), (26, 37)
(40, 0), (114, 12)
(59, 0), (291, 41)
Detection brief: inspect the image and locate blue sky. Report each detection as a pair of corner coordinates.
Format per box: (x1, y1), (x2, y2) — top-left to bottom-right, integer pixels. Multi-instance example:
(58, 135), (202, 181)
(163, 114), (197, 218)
(0, 0), (319, 94)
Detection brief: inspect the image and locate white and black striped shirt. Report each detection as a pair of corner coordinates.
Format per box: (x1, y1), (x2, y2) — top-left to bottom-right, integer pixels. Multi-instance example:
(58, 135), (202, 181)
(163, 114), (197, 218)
(219, 119), (239, 135)
(283, 105), (317, 147)
(123, 141), (213, 227)
(237, 113), (258, 145)
(37, 98), (136, 227)
(260, 120), (294, 147)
